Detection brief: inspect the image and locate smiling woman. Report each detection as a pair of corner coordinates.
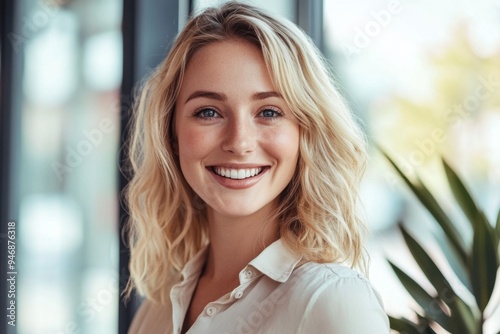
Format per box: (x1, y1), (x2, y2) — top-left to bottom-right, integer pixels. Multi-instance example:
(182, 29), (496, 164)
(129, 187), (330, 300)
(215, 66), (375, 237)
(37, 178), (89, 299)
(125, 2), (389, 333)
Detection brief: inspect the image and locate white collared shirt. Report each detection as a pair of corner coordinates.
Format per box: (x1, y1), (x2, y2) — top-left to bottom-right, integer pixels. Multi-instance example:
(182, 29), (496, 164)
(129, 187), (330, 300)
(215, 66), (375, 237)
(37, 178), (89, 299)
(129, 239), (390, 334)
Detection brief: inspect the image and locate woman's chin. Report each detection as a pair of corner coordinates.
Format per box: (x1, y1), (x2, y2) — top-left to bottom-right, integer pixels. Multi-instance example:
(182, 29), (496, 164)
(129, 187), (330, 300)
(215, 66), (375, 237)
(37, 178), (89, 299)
(206, 200), (278, 222)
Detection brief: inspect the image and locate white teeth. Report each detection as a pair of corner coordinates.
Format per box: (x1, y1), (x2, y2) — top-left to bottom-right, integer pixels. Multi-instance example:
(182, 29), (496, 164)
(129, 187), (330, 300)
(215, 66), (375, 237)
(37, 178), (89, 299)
(213, 167), (263, 179)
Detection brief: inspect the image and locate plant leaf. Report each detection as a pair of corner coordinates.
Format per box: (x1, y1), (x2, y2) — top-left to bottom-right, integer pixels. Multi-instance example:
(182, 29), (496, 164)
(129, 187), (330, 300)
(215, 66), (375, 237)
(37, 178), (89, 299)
(448, 297), (477, 334)
(399, 225), (476, 333)
(496, 207), (500, 238)
(432, 230), (471, 292)
(416, 179), (469, 255)
(443, 157), (500, 308)
(469, 210), (498, 311)
(496, 208), (500, 263)
(442, 158), (478, 230)
(400, 225), (455, 299)
(388, 316), (421, 334)
(381, 150), (468, 264)
(388, 260), (452, 331)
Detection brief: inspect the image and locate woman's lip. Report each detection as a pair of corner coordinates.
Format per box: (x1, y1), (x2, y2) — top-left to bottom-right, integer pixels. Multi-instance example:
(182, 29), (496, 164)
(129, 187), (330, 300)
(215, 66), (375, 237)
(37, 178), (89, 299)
(207, 164), (268, 169)
(208, 166), (269, 189)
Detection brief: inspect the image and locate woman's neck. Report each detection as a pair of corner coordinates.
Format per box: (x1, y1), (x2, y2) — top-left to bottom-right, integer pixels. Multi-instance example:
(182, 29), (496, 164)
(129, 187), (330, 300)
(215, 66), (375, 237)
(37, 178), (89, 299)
(202, 209), (279, 282)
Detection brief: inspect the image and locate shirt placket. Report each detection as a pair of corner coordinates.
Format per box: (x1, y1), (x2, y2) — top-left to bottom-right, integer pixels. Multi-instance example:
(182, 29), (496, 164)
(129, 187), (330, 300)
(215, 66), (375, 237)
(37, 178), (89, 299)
(187, 266), (263, 332)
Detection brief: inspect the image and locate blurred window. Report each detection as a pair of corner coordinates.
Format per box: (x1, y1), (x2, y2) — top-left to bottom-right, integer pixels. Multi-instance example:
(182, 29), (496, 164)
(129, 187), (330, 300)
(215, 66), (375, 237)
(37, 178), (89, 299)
(16, 0), (122, 333)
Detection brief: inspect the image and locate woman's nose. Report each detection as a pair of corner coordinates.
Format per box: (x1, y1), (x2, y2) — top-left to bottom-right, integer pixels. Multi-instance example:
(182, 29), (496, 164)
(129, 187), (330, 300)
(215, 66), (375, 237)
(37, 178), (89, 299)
(221, 117), (256, 155)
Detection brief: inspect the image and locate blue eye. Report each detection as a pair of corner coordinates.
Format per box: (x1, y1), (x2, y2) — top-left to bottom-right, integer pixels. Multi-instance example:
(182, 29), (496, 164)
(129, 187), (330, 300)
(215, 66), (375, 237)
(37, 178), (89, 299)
(195, 108), (219, 118)
(259, 108), (282, 118)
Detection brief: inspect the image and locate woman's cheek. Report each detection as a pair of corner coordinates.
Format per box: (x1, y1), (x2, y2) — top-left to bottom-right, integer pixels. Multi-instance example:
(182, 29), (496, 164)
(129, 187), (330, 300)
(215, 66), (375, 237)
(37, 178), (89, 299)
(179, 127), (214, 157)
(264, 124), (300, 158)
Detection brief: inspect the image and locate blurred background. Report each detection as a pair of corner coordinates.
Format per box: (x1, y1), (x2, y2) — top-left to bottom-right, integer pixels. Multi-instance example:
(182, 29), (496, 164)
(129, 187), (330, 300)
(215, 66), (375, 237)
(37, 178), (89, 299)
(1, 0), (499, 333)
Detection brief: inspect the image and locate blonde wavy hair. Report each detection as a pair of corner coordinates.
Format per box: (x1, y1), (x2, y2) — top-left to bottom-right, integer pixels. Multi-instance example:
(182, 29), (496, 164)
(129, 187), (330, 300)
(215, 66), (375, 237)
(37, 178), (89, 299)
(125, 1), (368, 303)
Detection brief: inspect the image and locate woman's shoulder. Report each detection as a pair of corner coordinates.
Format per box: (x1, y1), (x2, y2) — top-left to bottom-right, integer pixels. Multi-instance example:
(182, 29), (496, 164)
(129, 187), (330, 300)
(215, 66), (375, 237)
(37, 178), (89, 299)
(288, 261), (384, 306)
(290, 261), (372, 288)
(284, 261), (390, 333)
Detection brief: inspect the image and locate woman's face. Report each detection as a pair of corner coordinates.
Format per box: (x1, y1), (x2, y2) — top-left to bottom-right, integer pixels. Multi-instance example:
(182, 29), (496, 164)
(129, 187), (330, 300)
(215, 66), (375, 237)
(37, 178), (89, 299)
(175, 39), (299, 220)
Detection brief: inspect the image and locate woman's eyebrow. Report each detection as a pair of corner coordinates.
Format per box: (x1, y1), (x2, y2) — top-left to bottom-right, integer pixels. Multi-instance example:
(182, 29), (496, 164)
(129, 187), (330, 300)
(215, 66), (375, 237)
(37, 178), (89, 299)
(252, 91), (282, 100)
(185, 91), (227, 103)
(184, 90), (282, 104)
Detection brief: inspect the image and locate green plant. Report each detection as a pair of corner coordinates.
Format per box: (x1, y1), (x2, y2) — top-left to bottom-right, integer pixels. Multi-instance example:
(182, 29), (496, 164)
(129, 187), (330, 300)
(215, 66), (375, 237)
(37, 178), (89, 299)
(382, 152), (500, 334)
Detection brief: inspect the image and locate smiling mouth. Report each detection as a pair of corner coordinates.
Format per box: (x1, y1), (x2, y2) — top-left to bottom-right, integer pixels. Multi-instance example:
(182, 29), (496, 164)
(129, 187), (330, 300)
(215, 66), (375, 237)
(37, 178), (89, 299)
(211, 166), (265, 180)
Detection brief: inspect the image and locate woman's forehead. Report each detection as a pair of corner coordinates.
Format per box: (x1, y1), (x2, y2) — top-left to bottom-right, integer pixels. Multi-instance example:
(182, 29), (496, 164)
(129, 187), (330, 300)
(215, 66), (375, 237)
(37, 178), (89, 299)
(178, 39), (278, 101)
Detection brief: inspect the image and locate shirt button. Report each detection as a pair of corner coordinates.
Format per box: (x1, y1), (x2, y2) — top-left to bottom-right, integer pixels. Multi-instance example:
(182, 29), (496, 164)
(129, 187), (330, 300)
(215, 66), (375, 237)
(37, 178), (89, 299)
(235, 291), (244, 299)
(206, 306), (217, 316)
(244, 269), (253, 277)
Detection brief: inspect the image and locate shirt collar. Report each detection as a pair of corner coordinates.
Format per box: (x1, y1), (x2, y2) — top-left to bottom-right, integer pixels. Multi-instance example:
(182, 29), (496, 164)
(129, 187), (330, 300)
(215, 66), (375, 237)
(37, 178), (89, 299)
(248, 239), (302, 283)
(179, 239), (302, 283)
(180, 246), (209, 282)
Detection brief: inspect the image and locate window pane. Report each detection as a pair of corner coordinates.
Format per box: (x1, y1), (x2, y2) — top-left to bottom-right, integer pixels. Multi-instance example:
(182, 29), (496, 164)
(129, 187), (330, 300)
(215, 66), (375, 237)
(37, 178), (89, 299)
(16, 0), (122, 333)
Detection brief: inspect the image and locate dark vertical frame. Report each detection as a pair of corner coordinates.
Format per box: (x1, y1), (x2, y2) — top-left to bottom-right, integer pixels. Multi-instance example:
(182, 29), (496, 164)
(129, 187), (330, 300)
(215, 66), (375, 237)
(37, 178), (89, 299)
(118, 0), (186, 333)
(1, 0), (22, 333)
(118, 0), (136, 333)
(297, 0), (324, 52)
(0, 1), (12, 331)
